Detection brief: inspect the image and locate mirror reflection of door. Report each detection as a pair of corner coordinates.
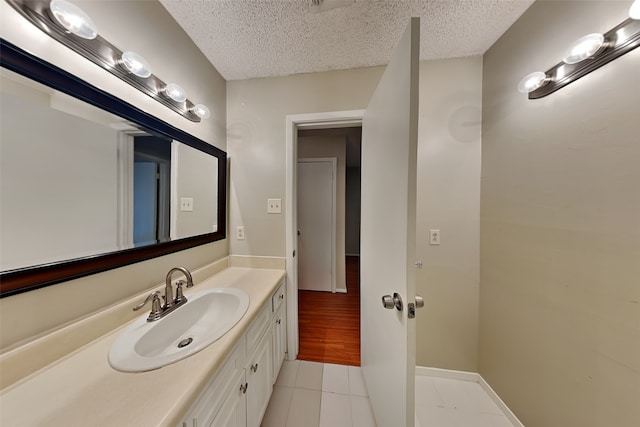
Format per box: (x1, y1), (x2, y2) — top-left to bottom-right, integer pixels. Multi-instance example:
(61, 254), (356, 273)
(132, 136), (171, 247)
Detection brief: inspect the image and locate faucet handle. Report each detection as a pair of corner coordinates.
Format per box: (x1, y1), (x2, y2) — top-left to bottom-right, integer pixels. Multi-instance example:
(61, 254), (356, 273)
(174, 280), (188, 305)
(133, 291), (163, 321)
(133, 291), (161, 311)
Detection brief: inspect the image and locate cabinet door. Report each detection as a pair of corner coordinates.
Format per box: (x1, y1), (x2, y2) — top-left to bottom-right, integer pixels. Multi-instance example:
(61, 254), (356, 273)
(210, 371), (247, 427)
(246, 332), (273, 427)
(272, 304), (287, 383)
(181, 341), (245, 427)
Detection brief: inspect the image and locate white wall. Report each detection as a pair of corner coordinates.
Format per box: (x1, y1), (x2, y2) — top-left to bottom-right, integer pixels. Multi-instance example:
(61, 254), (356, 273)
(481, 1), (640, 426)
(227, 57), (482, 370)
(0, 0), (228, 351)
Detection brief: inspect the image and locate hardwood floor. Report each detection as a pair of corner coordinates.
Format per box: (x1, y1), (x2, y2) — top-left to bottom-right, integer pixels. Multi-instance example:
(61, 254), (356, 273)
(298, 256), (361, 366)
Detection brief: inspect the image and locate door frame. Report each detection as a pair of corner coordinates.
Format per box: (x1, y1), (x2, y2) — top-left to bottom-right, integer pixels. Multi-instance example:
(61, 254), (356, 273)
(297, 157), (338, 293)
(285, 110), (364, 360)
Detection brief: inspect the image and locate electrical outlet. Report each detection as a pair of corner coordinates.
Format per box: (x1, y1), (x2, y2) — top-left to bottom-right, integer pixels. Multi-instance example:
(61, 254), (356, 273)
(180, 197), (193, 212)
(236, 226), (245, 240)
(267, 198), (282, 214)
(429, 229), (441, 245)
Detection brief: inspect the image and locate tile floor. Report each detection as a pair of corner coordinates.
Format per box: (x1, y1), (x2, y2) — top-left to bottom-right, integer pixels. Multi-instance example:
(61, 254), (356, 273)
(414, 375), (515, 427)
(262, 361), (516, 427)
(261, 360), (376, 427)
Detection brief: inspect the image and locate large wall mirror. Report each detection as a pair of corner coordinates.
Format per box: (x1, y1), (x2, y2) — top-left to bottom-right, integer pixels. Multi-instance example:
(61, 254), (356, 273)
(0, 40), (227, 297)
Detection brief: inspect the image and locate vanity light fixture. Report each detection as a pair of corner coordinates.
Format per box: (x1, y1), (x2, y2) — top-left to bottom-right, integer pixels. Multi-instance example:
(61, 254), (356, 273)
(519, 3), (640, 99)
(5, 0), (210, 122)
(630, 0), (640, 19)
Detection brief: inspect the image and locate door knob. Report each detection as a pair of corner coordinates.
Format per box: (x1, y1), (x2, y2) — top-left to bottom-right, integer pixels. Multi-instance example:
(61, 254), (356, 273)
(381, 293), (403, 311)
(408, 295), (425, 319)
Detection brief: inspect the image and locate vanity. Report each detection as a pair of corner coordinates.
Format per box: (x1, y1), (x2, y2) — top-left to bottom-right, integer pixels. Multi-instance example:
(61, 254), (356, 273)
(0, 263), (287, 426)
(180, 275), (286, 427)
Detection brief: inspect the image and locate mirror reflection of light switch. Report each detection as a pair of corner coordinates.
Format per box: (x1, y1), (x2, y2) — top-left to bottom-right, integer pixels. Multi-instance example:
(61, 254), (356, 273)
(180, 198), (193, 211)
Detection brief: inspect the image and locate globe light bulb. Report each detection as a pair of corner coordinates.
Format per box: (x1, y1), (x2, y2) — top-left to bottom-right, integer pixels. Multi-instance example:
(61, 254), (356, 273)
(193, 104), (210, 119)
(630, 0), (640, 19)
(120, 51), (152, 78)
(562, 33), (605, 64)
(49, 0), (97, 39)
(164, 83), (187, 103)
(517, 71), (548, 94)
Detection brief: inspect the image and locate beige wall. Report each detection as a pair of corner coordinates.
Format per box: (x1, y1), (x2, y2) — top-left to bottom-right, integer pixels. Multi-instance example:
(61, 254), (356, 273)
(480, 1), (640, 426)
(0, 0), (228, 351)
(415, 56), (483, 371)
(298, 134), (347, 292)
(227, 66), (384, 257)
(227, 57), (483, 371)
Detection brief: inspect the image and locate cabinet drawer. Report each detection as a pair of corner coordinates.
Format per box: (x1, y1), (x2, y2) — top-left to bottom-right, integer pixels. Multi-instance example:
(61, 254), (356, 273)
(271, 280), (286, 313)
(245, 304), (270, 356)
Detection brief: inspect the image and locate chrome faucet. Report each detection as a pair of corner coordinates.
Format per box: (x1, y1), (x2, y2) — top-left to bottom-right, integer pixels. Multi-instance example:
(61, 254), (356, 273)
(133, 267), (194, 322)
(165, 266), (194, 308)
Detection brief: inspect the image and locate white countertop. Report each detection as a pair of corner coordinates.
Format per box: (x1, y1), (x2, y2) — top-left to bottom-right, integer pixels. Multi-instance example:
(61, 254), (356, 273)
(0, 267), (285, 427)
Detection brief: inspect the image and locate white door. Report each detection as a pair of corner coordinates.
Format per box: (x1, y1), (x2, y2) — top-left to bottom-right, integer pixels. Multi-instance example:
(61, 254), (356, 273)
(297, 158), (336, 292)
(361, 18), (419, 427)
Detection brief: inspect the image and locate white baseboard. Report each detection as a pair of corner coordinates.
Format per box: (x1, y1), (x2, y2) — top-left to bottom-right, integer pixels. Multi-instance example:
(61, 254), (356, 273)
(416, 366), (524, 427)
(477, 375), (524, 427)
(415, 366), (478, 382)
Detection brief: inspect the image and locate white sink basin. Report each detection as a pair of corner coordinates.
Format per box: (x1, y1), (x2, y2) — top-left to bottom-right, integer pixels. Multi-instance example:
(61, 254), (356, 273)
(109, 287), (249, 372)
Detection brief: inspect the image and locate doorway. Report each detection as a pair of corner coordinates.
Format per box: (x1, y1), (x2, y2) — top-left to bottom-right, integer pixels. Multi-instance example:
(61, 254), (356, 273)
(295, 126), (362, 366)
(284, 110), (364, 363)
(297, 158), (337, 293)
(132, 136), (172, 247)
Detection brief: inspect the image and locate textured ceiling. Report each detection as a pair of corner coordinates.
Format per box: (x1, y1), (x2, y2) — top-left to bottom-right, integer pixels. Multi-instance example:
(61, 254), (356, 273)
(159, 0), (535, 81)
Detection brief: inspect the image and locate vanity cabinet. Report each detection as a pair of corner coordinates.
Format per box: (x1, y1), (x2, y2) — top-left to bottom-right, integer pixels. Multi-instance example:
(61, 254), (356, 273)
(210, 370), (246, 427)
(271, 281), (287, 383)
(244, 302), (273, 427)
(246, 326), (273, 427)
(180, 280), (286, 427)
(181, 341), (245, 427)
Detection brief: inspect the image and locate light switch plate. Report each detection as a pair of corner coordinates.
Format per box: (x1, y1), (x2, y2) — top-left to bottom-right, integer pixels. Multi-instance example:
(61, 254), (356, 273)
(180, 198), (193, 211)
(429, 229), (441, 245)
(267, 198), (282, 214)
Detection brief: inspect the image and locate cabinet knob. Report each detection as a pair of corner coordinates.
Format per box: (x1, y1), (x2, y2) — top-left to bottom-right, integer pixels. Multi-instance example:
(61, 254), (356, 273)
(251, 363), (259, 373)
(240, 382), (248, 394)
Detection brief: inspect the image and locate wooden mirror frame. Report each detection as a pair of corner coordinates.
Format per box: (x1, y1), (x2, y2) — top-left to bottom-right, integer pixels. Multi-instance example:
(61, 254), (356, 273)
(0, 39), (227, 297)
